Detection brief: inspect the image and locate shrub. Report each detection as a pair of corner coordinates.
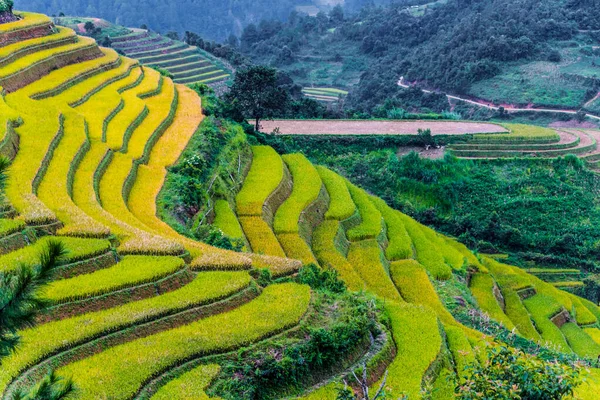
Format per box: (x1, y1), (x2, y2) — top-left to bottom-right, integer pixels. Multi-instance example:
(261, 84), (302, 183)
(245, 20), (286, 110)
(296, 263), (345, 293)
(456, 346), (581, 400)
(0, 0), (13, 13)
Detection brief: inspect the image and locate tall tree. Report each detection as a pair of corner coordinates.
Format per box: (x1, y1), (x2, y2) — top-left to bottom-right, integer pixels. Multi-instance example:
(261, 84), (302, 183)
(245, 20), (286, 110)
(226, 66), (289, 131)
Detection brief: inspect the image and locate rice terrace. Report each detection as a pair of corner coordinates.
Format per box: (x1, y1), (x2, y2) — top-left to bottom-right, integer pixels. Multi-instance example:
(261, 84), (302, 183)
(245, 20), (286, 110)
(2, 0), (600, 399)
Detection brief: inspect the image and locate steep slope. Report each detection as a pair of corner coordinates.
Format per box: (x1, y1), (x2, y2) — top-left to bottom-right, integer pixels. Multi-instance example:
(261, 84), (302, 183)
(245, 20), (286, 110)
(0, 10), (599, 400)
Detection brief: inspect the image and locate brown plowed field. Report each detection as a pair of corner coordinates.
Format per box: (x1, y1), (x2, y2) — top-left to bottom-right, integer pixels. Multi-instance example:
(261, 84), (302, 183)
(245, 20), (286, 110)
(260, 120), (508, 135)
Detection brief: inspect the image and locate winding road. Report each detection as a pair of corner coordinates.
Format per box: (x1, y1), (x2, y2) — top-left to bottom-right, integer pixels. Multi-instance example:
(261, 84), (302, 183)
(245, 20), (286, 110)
(397, 77), (600, 121)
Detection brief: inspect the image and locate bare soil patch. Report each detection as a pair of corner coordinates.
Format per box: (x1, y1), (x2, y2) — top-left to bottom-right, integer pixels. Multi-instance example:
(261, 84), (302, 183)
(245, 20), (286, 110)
(260, 120), (507, 135)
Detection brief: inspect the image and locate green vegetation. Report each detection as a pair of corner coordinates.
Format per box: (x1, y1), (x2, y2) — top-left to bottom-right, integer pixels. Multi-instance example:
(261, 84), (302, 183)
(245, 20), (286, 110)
(345, 183), (382, 241)
(317, 166), (356, 221)
(457, 346), (581, 400)
(273, 153), (322, 234)
(151, 364), (220, 400)
(56, 283), (310, 398)
(469, 273), (516, 330)
(236, 146), (283, 217)
(43, 255), (184, 303)
(0, 236), (111, 272)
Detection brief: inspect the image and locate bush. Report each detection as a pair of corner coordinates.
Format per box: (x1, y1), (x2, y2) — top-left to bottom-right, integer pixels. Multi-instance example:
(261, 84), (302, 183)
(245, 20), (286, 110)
(296, 263), (345, 293)
(0, 0), (13, 13)
(457, 346), (582, 400)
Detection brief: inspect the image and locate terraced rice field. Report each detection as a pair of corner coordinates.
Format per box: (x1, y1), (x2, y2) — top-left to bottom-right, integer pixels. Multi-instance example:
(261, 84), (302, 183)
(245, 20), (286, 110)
(109, 29), (230, 86)
(260, 119), (508, 135)
(302, 87), (348, 102)
(1, 9), (600, 399)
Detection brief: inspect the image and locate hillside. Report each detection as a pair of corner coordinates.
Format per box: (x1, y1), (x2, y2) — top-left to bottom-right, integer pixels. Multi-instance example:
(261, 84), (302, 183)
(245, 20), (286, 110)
(53, 17), (232, 87)
(1, 9), (600, 400)
(13, 0), (393, 41)
(236, 0), (600, 114)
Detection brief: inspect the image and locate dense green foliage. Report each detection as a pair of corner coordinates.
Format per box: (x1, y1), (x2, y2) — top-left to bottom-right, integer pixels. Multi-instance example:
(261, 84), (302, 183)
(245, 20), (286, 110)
(457, 346), (581, 400)
(208, 274), (378, 399)
(0, 0), (13, 13)
(158, 102), (249, 248)
(15, 0), (388, 40)
(237, 0), (600, 112)
(260, 134), (600, 272)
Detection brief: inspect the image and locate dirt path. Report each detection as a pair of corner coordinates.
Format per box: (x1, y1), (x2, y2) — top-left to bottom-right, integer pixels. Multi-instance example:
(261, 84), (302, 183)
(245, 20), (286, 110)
(585, 92), (600, 109)
(397, 77), (600, 121)
(260, 120), (507, 135)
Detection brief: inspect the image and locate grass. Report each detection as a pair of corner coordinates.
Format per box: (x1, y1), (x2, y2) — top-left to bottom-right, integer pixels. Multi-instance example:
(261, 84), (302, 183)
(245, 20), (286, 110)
(311, 220), (365, 291)
(566, 293), (598, 326)
(239, 216), (286, 258)
(276, 232), (317, 265)
(584, 327), (600, 346)
(18, 46), (119, 98)
(127, 84), (210, 257)
(445, 325), (477, 381)
(0, 236), (111, 272)
(151, 364), (221, 400)
(560, 323), (600, 360)
(468, 62), (591, 109)
(501, 287), (541, 341)
(212, 200), (245, 241)
(0, 218), (25, 237)
(389, 259), (456, 326)
(523, 294), (572, 353)
(581, 298), (600, 325)
(472, 124), (560, 144)
(346, 240), (402, 301)
(236, 146), (284, 217)
(43, 255), (185, 304)
(0, 12), (50, 33)
(104, 67), (161, 149)
(381, 302), (442, 399)
(370, 197), (413, 261)
(316, 166), (356, 220)
(273, 153), (322, 234)
(346, 183), (382, 241)
(35, 112), (110, 237)
(3, 94), (61, 224)
(49, 57), (139, 107)
(0, 26), (75, 65)
(398, 213), (452, 280)
(0, 271), (252, 394)
(57, 283), (311, 399)
(469, 273), (516, 330)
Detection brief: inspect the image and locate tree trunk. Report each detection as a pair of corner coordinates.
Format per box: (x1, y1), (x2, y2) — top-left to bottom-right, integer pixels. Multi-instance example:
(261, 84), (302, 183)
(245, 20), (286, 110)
(255, 117), (260, 132)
